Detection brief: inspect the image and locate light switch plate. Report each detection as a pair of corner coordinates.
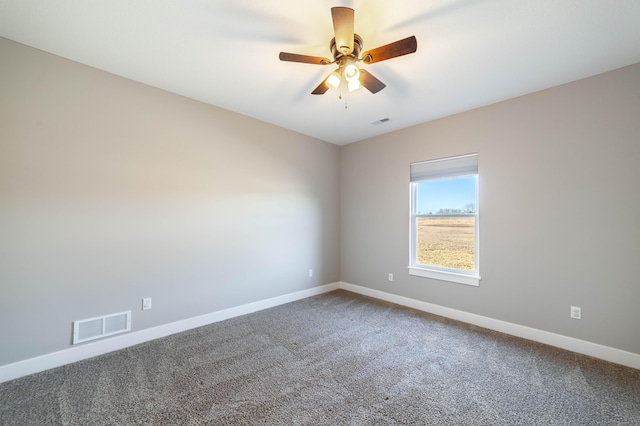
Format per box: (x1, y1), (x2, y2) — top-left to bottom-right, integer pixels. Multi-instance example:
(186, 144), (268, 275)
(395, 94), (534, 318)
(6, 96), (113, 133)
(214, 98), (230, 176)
(142, 297), (152, 311)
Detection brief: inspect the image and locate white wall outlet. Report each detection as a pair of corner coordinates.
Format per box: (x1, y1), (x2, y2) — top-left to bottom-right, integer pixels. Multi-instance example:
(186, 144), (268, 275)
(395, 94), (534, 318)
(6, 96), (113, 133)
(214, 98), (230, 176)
(142, 297), (152, 311)
(570, 306), (581, 320)
(308, 269), (313, 278)
(388, 273), (393, 282)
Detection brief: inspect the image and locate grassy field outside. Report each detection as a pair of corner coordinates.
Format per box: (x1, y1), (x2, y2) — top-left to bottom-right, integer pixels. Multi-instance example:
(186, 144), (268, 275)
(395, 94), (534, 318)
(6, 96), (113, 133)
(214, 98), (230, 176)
(416, 216), (475, 271)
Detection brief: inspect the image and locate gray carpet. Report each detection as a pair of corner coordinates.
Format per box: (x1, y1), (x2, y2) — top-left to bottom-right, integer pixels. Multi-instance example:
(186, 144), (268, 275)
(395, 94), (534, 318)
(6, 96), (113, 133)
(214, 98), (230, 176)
(1, 290), (639, 425)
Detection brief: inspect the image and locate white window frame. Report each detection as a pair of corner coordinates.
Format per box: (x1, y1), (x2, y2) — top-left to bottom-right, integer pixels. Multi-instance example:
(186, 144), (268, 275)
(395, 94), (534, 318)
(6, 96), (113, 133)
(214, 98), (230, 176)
(409, 153), (481, 286)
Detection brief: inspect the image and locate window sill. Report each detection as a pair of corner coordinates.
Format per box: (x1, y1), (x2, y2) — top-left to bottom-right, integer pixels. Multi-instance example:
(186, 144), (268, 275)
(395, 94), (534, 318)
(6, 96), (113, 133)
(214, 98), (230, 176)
(408, 266), (480, 287)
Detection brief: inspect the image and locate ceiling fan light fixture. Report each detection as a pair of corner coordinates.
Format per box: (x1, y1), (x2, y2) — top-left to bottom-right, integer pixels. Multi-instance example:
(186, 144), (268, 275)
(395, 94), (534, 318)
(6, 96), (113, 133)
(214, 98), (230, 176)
(348, 79), (361, 93)
(344, 63), (360, 82)
(326, 71), (341, 91)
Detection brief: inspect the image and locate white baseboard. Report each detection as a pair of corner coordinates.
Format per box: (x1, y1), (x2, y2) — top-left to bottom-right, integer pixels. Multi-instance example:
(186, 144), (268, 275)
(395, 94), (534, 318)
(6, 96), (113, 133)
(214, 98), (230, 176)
(339, 282), (640, 370)
(0, 283), (340, 384)
(3, 281), (637, 384)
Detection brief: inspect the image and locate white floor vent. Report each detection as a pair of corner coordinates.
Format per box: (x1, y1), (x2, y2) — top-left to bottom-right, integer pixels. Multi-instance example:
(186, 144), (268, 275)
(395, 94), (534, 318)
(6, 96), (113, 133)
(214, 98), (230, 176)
(73, 311), (131, 344)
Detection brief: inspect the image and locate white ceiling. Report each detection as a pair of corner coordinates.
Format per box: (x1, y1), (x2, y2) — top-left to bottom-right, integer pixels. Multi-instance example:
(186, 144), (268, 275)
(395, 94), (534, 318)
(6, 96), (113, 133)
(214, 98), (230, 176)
(1, 1), (640, 145)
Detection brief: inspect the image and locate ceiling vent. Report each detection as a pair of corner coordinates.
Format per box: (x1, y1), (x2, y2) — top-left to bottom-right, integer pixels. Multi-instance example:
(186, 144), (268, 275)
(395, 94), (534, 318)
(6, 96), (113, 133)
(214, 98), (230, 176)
(371, 117), (391, 126)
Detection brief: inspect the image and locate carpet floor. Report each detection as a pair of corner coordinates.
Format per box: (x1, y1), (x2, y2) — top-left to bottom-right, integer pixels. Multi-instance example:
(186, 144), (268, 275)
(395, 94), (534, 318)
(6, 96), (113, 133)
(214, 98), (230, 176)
(1, 289), (639, 425)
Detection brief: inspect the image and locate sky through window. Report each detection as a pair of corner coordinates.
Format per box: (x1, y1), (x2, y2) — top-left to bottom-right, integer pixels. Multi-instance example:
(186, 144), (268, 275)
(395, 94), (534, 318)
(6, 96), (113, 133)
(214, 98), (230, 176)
(416, 175), (477, 214)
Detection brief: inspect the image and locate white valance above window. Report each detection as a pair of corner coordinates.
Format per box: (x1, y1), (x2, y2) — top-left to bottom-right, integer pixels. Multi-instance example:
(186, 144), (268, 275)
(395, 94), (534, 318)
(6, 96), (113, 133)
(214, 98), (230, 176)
(410, 153), (478, 182)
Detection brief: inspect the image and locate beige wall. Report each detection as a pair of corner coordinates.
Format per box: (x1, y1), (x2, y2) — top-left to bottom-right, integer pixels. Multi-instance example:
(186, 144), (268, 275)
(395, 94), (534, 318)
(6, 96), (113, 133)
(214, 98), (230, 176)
(0, 38), (341, 365)
(341, 62), (640, 355)
(2, 34), (639, 368)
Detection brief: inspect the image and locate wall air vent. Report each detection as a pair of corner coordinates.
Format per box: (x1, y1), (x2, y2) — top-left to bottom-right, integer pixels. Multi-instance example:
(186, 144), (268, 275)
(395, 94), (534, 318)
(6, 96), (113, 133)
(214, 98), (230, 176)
(371, 117), (391, 126)
(73, 311), (131, 344)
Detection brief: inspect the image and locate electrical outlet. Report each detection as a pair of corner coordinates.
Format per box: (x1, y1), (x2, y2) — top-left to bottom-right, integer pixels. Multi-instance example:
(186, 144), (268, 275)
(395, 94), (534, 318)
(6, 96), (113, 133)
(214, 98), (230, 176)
(570, 306), (581, 320)
(142, 297), (152, 311)
(388, 273), (393, 282)
(308, 269), (313, 278)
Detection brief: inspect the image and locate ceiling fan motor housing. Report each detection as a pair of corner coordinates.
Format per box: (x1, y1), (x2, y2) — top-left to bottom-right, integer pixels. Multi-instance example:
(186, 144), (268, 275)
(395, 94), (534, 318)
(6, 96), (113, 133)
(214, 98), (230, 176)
(330, 34), (363, 63)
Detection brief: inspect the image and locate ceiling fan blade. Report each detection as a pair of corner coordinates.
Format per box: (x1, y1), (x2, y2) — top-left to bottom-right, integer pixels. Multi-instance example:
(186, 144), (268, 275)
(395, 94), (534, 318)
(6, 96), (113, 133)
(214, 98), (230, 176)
(361, 36), (417, 64)
(279, 52), (331, 65)
(359, 70), (386, 94)
(331, 7), (354, 55)
(311, 75), (331, 95)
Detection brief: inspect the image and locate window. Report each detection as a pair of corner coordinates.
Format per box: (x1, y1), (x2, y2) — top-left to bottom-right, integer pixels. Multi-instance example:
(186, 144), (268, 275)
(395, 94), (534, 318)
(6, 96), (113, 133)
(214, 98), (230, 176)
(409, 153), (480, 286)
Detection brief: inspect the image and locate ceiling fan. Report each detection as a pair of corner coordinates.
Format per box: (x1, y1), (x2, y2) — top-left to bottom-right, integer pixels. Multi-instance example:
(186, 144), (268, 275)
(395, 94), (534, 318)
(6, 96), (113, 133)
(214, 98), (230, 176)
(279, 7), (417, 95)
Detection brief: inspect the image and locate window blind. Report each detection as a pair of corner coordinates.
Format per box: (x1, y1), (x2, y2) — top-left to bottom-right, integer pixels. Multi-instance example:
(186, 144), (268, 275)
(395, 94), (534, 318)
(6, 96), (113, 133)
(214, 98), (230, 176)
(410, 153), (478, 182)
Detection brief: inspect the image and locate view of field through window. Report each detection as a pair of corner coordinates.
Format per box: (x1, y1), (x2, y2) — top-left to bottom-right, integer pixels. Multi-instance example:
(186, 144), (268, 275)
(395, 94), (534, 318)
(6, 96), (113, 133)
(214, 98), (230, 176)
(412, 156), (478, 274)
(416, 217), (475, 271)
